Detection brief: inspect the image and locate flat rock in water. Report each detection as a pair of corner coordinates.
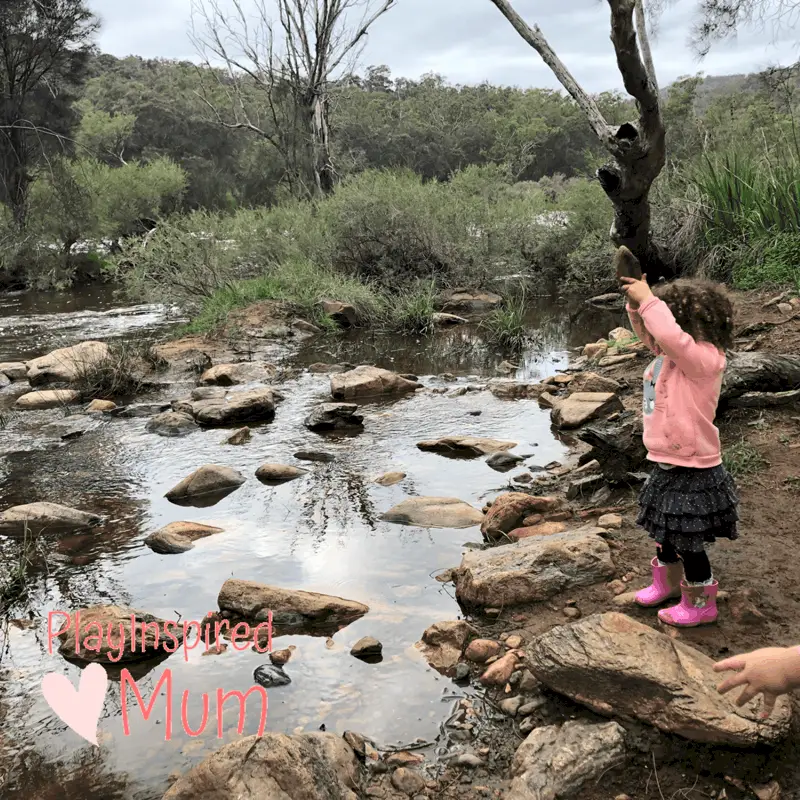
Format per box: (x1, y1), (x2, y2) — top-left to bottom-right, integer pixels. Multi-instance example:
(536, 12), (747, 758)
(256, 464), (308, 484)
(56, 605), (184, 663)
(416, 620), (478, 675)
(199, 362), (275, 386)
(528, 612), (792, 746)
(162, 732), (360, 800)
(441, 290), (503, 312)
(381, 497), (484, 529)
(0, 361), (27, 380)
(417, 436), (518, 457)
(551, 392), (623, 429)
(218, 578), (369, 635)
(294, 450), (335, 463)
(454, 532), (615, 609)
(330, 365), (420, 400)
(481, 493), (562, 540)
(42, 415), (102, 440)
(145, 411), (198, 437)
(165, 465), (246, 502)
(25, 341), (110, 387)
(308, 363), (352, 374)
(176, 388), (277, 426)
(486, 451), (524, 472)
(374, 471), (406, 486)
(0, 502), (104, 535)
(304, 402), (364, 431)
(253, 663), (291, 687)
(144, 521), (225, 554)
(15, 389), (80, 410)
(506, 720), (627, 800)
(112, 402), (171, 418)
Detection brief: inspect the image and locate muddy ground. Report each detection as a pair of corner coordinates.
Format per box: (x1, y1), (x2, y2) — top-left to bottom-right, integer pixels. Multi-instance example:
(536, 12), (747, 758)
(362, 290), (800, 800)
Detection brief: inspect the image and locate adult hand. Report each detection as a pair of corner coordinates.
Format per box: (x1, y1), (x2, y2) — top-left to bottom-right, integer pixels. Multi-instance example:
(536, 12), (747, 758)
(620, 275), (651, 309)
(714, 647), (800, 718)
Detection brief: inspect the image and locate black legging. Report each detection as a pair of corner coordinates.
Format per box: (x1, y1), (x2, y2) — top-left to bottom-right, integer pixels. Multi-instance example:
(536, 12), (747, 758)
(657, 541), (712, 583)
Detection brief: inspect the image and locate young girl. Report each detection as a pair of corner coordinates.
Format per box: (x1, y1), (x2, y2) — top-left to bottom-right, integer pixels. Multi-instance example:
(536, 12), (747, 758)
(620, 274), (738, 628)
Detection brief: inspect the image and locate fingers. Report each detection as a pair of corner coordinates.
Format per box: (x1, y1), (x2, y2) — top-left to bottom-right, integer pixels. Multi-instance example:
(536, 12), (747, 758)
(717, 671), (749, 695)
(735, 683), (761, 708)
(619, 277), (638, 285)
(760, 692), (778, 719)
(714, 657), (746, 673)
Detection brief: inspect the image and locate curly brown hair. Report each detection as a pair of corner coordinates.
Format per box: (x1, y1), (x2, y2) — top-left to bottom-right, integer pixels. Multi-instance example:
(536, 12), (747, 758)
(652, 279), (735, 352)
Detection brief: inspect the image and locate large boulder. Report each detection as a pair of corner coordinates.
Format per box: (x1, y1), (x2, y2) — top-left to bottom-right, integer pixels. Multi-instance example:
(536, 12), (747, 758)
(26, 341), (110, 387)
(454, 531), (615, 609)
(15, 389), (80, 410)
(481, 493), (562, 540)
(199, 362), (275, 386)
(0, 502), (104, 535)
(506, 721), (627, 800)
(145, 411), (197, 437)
(417, 436), (517, 457)
(304, 403), (364, 432)
(165, 465), (246, 503)
(56, 605), (184, 663)
(331, 366), (420, 400)
(550, 392), (623, 429)
(415, 620), (478, 675)
(162, 732), (361, 800)
(174, 388), (277, 426)
(218, 578), (369, 635)
(528, 612), (792, 747)
(144, 522), (225, 554)
(381, 497), (484, 529)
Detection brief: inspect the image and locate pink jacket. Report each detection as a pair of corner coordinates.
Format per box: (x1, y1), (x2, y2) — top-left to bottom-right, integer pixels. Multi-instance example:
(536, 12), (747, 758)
(627, 296), (726, 469)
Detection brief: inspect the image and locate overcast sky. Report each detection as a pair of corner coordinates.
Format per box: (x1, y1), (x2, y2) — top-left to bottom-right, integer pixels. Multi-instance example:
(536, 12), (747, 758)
(87, 0), (800, 92)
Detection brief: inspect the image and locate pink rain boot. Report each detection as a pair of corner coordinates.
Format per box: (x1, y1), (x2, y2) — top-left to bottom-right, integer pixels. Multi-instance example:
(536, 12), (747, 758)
(658, 580), (718, 627)
(635, 557), (684, 608)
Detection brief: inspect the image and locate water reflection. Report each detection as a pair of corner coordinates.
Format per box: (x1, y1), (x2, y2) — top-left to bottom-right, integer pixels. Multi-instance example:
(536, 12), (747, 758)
(0, 290), (618, 799)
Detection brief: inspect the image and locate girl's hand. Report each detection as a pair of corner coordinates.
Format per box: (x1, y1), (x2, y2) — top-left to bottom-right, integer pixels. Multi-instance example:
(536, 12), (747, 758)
(620, 275), (652, 309)
(714, 647), (800, 718)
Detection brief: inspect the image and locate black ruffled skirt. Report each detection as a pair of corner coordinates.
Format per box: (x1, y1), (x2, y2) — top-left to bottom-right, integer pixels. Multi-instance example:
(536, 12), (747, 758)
(636, 464), (739, 553)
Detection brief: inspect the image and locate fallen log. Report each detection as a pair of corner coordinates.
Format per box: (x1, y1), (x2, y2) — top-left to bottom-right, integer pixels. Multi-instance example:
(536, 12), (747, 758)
(726, 389), (800, 409)
(721, 352), (800, 404)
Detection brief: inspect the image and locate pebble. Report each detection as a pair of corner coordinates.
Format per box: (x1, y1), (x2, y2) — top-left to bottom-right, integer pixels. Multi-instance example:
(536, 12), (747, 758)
(608, 579), (627, 595)
(598, 513), (623, 529)
(451, 753), (485, 768)
(253, 664), (291, 687)
(563, 607), (581, 620)
(454, 663), (471, 681)
(518, 670), (540, 694)
(518, 697), (547, 716)
(499, 696), (524, 717)
(351, 636), (383, 659)
(391, 767), (426, 795)
(485, 608), (501, 618)
(269, 647), (295, 666)
(519, 716), (536, 735)
(505, 634), (523, 649)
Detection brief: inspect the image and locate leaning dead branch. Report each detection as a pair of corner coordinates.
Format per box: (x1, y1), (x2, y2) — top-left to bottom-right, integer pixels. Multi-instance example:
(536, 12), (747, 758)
(488, 0), (670, 280)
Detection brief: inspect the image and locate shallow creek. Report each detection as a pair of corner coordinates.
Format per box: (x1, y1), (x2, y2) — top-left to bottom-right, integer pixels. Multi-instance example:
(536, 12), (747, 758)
(0, 286), (620, 799)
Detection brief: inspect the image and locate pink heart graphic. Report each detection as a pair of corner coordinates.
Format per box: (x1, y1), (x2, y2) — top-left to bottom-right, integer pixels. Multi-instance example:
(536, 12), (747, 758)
(41, 663), (108, 746)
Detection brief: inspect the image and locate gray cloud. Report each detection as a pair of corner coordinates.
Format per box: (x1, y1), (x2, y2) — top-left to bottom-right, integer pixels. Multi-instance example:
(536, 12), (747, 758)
(88, 0), (799, 91)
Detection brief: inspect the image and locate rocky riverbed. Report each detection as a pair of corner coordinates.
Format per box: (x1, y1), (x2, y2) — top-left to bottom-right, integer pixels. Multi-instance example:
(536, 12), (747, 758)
(2, 286), (800, 800)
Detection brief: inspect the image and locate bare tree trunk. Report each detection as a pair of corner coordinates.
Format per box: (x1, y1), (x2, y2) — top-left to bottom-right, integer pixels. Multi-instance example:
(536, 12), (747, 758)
(488, 0), (672, 281)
